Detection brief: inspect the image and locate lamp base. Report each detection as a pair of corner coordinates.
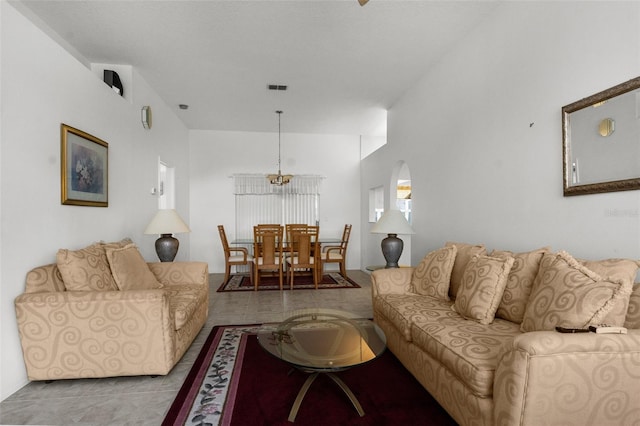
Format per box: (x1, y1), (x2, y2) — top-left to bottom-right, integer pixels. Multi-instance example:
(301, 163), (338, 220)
(381, 233), (403, 268)
(155, 234), (179, 262)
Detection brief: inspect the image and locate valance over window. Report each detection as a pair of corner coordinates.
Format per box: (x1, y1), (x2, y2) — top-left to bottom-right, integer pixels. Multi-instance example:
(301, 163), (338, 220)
(232, 174), (323, 195)
(232, 174), (325, 241)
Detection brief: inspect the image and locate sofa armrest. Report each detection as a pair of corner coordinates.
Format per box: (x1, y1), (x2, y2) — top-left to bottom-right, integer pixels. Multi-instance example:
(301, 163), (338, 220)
(147, 261), (209, 286)
(494, 330), (640, 426)
(15, 289), (175, 380)
(371, 268), (415, 297)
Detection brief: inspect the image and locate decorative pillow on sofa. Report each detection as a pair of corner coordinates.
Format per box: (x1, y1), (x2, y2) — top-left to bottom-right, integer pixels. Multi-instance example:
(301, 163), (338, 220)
(625, 284), (640, 329)
(491, 247), (549, 324)
(56, 243), (119, 292)
(521, 251), (633, 332)
(453, 254), (514, 325)
(580, 258), (640, 284)
(410, 246), (457, 300)
(105, 244), (162, 291)
(446, 242), (486, 299)
(102, 237), (134, 250)
(580, 258), (640, 326)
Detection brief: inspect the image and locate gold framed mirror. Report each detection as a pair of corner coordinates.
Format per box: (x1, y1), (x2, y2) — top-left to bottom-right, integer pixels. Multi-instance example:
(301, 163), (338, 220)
(562, 76), (640, 196)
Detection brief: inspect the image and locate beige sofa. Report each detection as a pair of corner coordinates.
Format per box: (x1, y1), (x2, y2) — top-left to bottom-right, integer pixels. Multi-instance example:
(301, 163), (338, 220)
(372, 243), (640, 426)
(15, 240), (209, 381)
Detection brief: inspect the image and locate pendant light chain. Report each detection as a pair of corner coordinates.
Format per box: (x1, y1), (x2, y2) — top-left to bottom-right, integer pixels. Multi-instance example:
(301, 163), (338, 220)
(267, 110), (293, 186)
(277, 110), (282, 174)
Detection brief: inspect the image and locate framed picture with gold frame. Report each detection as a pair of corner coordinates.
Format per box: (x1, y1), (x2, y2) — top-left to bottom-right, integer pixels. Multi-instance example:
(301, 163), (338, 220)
(61, 124), (108, 207)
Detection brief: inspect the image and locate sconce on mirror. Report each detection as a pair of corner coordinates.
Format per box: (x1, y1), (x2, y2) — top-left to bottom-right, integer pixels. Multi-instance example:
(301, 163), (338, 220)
(562, 76), (640, 196)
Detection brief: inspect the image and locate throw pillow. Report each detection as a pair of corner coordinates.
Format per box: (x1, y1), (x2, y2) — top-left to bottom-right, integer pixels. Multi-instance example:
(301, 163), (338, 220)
(453, 254), (515, 325)
(56, 243), (119, 291)
(410, 246), (457, 300)
(105, 244), (162, 291)
(102, 237), (134, 250)
(491, 247), (549, 324)
(580, 258), (640, 326)
(521, 251), (632, 332)
(624, 284), (640, 329)
(445, 242), (486, 299)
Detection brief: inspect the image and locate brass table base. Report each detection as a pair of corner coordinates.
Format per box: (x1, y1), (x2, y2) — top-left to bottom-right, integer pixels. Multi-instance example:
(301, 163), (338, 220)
(288, 372), (365, 422)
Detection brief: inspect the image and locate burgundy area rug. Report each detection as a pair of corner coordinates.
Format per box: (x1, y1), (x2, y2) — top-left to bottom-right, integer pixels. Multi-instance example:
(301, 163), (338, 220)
(163, 325), (456, 426)
(216, 272), (361, 292)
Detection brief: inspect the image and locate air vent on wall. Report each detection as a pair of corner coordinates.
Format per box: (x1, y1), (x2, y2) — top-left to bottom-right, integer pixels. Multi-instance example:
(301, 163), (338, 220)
(268, 84), (288, 91)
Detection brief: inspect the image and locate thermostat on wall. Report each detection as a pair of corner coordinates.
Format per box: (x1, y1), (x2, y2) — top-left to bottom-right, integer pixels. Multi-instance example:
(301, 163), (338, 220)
(142, 106), (152, 129)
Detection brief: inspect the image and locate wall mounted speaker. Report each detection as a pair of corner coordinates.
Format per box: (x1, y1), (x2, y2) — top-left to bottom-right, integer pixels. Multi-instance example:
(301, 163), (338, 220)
(103, 70), (124, 96)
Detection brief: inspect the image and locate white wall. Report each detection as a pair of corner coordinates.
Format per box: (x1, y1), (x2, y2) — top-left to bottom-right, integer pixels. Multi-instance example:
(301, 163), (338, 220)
(189, 130), (361, 274)
(361, 2), (640, 269)
(0, 2), (190, 400)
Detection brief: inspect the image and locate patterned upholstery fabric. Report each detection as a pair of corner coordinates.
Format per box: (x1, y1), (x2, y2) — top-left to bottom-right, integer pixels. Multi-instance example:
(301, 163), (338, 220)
(376, 291), (520, 397)
(164, 283), (209, 331)
(410, 245), (457, 300)
(445, 242), (486, 299)
(580, 257), (640, 285)
(494, 331), (640, 425)
(149, 261), (210, 286)
(411, 302), (521, 397)
(625, 284), (640, 329)
(105, 244), (163, 290)
(25, 264), (66, 293)
(521, 251), (632, 331)
(101, 237), (134, 250)
(454, 254), (514, 325)
(56, 243), (119, 291)
(15, 260), (209, 381)
(582, 257), (640, 325)
(491, 247), (548, 323)
(372, 263), (640, 426)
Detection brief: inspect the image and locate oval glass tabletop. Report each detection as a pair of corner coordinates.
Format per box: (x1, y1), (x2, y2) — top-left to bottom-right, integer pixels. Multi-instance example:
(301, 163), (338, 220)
(257, 308), (386, 372)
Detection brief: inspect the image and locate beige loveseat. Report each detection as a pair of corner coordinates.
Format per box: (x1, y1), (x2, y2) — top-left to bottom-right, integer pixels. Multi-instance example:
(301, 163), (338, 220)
(372, 243), (640, 426)
(15, 239), (209, 381)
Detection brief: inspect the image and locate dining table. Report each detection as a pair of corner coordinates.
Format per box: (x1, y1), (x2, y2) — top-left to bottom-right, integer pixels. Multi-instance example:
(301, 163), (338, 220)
(231, 237), (341, 245)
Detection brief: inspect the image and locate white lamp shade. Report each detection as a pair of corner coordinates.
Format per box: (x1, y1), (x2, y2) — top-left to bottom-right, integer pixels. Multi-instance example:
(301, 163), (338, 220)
(144, 209), (191, 235)
(370, 209), (414, 235)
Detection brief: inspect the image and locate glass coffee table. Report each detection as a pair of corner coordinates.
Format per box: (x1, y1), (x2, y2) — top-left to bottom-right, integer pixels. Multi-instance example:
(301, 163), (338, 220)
(257, 308), (387, 422)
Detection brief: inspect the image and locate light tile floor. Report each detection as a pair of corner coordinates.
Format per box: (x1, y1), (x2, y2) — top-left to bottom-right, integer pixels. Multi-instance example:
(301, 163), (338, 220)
(0, 270), (373, 425)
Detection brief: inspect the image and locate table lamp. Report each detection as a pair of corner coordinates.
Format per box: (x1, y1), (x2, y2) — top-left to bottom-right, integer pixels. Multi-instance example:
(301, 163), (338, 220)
(370, 209), (414, 268)
(144, 209), (191, 262)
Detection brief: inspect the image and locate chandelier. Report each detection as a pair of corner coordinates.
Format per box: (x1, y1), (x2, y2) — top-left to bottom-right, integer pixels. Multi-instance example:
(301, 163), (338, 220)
(267, 110), (293, 186)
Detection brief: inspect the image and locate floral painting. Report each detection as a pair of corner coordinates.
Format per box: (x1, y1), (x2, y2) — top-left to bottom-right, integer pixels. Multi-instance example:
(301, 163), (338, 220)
(61, 124), (108, 207)
(72, 144), (104, 193)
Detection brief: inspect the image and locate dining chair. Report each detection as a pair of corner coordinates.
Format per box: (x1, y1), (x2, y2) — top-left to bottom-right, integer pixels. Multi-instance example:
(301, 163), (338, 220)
(252, 225), (284, 290)
(285, 224), (309, 255)
(286, 226), (320, 290)
(254, 224), (283, 258)
(218, 225), (253, 284)
(318, 224), (352, 278)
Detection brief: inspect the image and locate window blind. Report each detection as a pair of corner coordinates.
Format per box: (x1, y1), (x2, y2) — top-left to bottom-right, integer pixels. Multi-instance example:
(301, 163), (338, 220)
(232, 174), (323, 240)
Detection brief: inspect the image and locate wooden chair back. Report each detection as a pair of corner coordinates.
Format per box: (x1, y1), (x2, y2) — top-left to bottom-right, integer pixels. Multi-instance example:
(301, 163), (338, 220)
(286, 225), (320, 289)
(339, 224), (352, 253)
(218, 224), (251, 284)
(252, 225), (284, 290)
(254, 224), (282, 257)
(288, 226), (319, 265)
(285, 224), (309, 252)
(319, 224), (352, 278)
(253, 225), (283, 267)
(218, 225), (231, 256)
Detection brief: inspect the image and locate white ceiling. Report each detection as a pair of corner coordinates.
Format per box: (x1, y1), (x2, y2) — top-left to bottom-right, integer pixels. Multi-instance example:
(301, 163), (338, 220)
(15, 0), (501, 135)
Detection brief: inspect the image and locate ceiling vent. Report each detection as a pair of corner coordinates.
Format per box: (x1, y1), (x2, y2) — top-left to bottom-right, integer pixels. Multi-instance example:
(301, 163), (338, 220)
(268, 84), (288, 91)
